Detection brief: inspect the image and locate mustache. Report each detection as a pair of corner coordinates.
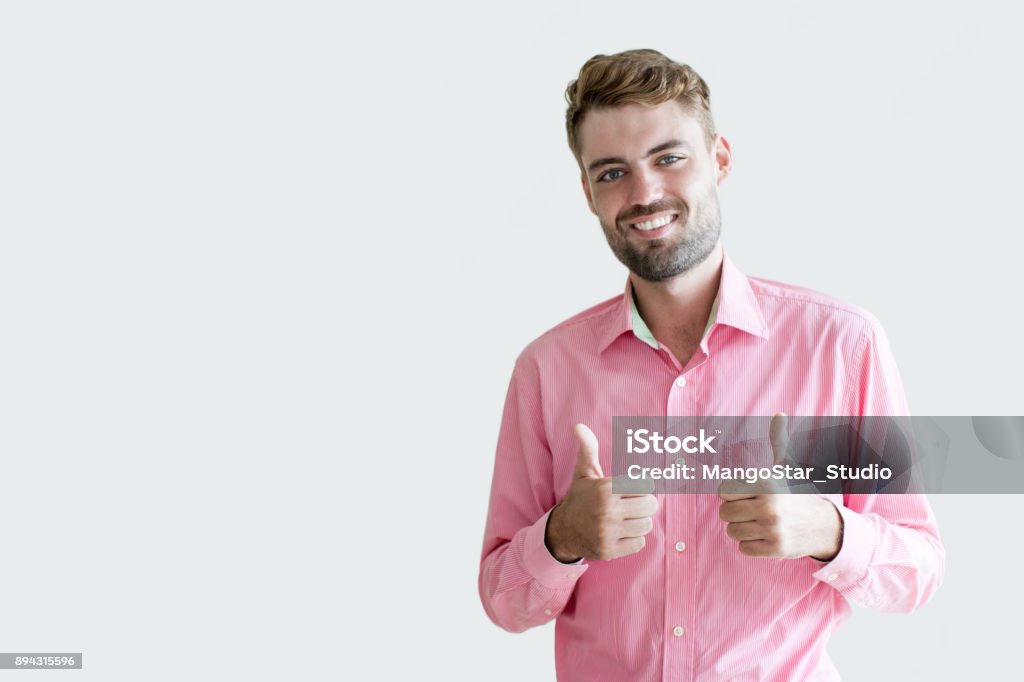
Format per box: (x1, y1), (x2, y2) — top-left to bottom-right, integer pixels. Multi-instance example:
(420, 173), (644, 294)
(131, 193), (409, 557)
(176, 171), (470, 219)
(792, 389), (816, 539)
(617, 199), (686, 224)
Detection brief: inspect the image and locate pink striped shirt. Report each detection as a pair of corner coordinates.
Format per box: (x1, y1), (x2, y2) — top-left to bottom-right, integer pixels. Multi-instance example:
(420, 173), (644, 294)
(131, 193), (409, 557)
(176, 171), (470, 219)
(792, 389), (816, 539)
(479, 253), (944, 681)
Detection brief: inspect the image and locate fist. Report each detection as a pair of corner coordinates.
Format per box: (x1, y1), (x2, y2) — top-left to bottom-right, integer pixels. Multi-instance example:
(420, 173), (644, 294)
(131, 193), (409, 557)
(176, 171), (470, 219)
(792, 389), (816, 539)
(718, 414), (843, 560)
(545, 424), (659, 562)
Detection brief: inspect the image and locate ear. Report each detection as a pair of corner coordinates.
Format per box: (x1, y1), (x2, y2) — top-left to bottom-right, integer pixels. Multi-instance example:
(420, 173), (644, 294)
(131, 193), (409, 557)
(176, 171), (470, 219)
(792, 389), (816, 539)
(713, 135), (733, 187)
(581, 172), (598, 215)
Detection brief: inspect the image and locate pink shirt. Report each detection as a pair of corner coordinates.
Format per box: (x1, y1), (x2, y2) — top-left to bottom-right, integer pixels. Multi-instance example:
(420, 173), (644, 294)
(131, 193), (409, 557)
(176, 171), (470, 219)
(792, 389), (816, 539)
(479, 253), (944, 681)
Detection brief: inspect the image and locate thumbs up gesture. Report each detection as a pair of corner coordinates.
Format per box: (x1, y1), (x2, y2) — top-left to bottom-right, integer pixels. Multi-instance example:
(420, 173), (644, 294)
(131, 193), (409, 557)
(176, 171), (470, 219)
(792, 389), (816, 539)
(718, 414), (844, 560)
(545, 424), (659, 563)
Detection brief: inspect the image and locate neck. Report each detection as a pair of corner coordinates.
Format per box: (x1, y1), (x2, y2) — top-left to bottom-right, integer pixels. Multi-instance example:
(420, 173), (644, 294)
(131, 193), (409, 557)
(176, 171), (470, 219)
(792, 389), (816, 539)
(630, 243), (723, 342)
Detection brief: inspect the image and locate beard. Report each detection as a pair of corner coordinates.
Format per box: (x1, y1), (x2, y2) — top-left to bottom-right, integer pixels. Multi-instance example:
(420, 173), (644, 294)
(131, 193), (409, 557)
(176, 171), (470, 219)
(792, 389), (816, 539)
(600, 192), (722, 282)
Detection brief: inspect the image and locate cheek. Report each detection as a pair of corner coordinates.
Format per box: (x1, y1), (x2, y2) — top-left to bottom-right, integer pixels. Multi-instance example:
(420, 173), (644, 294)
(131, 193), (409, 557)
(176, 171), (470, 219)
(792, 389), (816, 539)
(591, 186), (625, 218)
(675, 166), (715, 193)
(597, 202), (622, 227)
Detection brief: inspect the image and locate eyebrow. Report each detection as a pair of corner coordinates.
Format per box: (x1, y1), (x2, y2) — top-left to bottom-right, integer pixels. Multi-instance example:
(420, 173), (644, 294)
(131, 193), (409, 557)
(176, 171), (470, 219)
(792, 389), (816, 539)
(587, 139), (690, 172)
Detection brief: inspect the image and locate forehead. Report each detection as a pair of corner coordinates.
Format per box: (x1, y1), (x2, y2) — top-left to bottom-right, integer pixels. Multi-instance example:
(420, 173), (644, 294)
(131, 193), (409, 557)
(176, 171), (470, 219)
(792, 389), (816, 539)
(577, 101), (705, 164)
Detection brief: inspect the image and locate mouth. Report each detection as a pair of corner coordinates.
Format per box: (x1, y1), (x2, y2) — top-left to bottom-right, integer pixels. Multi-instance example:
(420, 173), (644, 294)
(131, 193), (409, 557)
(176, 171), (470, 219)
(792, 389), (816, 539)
(626, 212), (678, 240)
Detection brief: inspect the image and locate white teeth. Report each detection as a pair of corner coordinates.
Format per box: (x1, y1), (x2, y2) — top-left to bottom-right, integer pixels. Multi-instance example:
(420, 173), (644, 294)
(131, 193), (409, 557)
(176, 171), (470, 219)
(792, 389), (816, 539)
(633, 215), (674, 231)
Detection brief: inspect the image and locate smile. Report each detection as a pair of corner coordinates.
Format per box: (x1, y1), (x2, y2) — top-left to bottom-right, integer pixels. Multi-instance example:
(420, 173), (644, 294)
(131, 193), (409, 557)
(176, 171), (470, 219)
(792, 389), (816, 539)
(626, 212), (679, 240)
(633, 214), (675, 231)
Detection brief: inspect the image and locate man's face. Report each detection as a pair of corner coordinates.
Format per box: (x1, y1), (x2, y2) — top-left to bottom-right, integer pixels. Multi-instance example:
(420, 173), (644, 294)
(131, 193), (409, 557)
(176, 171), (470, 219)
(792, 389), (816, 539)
(577, 101), (732, 282)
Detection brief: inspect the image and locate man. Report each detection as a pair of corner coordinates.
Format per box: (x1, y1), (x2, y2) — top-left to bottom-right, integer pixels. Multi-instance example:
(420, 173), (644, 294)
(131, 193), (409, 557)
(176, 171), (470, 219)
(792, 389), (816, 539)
(479, 49), (943, 681)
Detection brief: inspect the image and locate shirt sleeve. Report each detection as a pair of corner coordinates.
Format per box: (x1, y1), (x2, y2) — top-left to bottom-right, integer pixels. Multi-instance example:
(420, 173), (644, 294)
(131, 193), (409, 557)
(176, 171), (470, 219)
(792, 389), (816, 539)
(812, 318), (945, 612)
(478, 353), (588, 633)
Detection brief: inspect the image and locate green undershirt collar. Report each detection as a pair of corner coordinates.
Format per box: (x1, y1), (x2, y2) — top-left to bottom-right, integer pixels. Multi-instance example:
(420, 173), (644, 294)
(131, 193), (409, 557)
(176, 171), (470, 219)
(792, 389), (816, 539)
(630, 292), (718, 350)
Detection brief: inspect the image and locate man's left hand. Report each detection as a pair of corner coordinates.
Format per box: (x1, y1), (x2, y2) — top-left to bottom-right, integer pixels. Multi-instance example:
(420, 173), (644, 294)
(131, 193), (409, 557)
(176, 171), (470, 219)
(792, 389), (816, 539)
(718, 413), (843, 560)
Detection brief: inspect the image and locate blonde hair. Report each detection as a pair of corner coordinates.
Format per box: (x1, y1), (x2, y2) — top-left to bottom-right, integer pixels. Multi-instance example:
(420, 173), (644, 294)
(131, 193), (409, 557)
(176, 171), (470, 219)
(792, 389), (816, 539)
(565, 49), (716, 163)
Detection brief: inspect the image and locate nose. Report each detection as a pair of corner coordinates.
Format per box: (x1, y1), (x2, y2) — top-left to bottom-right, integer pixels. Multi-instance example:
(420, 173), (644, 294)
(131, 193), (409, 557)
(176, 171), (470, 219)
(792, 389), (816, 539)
(626, 166), (663, 208)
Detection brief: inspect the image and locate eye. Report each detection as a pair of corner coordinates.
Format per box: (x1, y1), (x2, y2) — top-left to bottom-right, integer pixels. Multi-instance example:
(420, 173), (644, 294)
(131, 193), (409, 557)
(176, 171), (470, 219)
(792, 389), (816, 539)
(597, 168), (625, 182)
(658, 154), (686, 165)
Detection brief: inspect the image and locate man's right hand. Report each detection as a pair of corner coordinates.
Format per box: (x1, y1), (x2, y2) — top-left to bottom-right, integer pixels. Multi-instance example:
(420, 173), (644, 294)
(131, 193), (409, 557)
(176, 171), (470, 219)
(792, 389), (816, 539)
(545, 423), (659, 563)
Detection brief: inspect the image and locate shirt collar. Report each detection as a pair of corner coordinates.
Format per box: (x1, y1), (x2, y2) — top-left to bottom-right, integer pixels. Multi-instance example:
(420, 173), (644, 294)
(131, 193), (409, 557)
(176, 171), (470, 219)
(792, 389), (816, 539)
(598, 250), (769, 353)
(629, 291), (661, 350)
(712, 251), (769, 340)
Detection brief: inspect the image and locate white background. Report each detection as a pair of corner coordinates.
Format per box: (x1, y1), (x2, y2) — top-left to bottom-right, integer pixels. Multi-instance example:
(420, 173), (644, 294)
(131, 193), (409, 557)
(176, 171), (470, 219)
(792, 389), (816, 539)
(1, 1), (1021, 679)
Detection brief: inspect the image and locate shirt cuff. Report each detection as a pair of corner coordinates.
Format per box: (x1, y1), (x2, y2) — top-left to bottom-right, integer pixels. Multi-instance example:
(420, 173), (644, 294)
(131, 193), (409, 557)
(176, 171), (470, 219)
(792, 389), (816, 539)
(812, 501), (873, 591)
(521, 508), (589, 590)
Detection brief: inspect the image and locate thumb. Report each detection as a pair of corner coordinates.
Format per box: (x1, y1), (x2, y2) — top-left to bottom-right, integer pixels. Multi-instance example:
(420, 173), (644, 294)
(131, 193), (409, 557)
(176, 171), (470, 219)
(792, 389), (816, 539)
(573, 423), (604, 479)
(770, 412), (792, 467)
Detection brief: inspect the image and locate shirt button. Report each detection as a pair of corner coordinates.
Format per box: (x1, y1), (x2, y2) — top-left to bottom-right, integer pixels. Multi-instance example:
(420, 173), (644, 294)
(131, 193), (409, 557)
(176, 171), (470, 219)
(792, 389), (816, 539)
(675, 457), (686, 467)
(675, 541), (686, 552)
(672, 625), (685, 637)
(544, 609), (552, 616)
(567, 573), (578, 580)
(826, 572), (839, 582)
(675, 376), (687, 388)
